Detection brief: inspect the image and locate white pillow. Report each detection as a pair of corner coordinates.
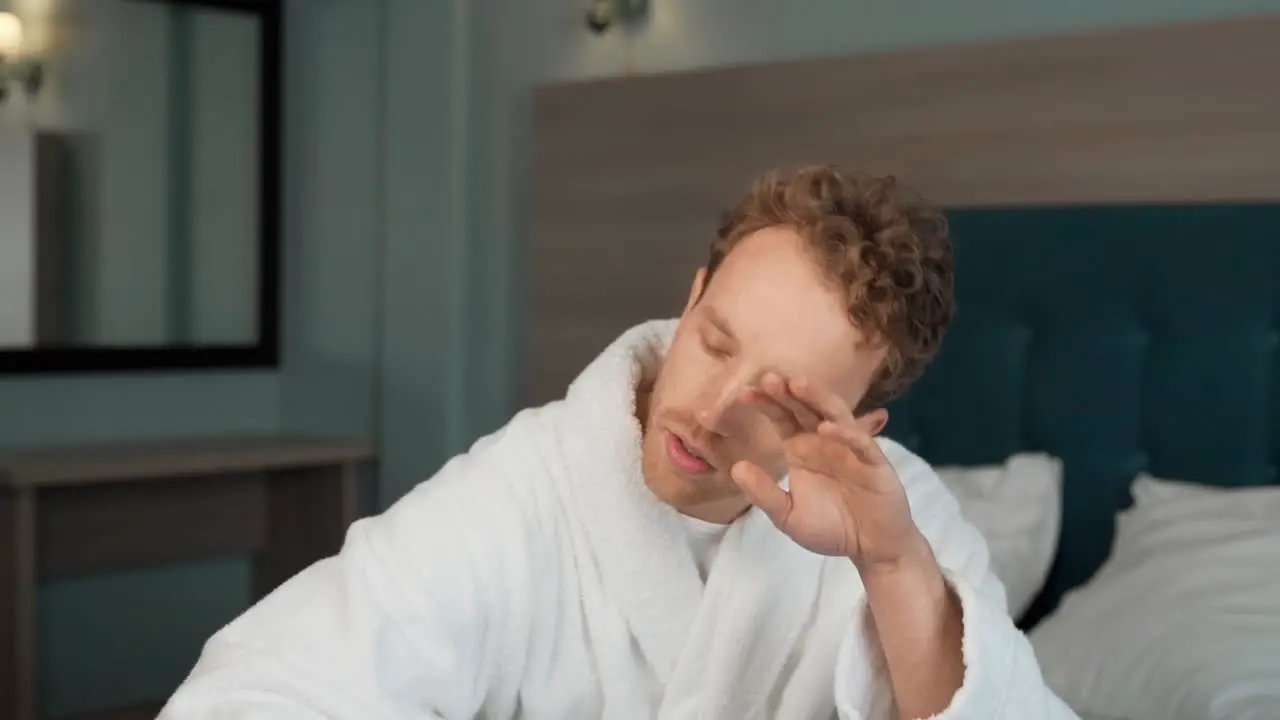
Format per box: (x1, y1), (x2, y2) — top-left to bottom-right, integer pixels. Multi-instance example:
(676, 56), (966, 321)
(1029, 474), (1280, 720)
(935, 453), (1063, 618)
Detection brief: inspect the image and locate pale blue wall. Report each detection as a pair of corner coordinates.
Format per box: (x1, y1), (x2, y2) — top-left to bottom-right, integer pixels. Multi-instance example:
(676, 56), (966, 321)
(6, 0), (1278, 714)
(3, 0), (385, 713)
(451, 2), (1280, 495)
(14, 0), (262, 347)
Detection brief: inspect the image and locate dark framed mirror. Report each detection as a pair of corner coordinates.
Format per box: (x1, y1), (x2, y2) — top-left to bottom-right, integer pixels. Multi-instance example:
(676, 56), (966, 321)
(0, 0), (281, 374)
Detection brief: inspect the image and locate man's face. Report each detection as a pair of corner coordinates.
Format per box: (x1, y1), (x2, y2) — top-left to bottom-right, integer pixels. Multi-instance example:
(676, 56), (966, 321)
(639, 227), (889, 523)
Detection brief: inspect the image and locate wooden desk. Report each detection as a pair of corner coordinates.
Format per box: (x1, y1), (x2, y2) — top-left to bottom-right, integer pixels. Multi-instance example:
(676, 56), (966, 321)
(0, 434), (375, 720)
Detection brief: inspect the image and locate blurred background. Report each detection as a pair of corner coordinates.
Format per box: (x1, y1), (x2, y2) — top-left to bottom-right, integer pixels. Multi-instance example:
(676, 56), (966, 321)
(0, 0), (1277, 718)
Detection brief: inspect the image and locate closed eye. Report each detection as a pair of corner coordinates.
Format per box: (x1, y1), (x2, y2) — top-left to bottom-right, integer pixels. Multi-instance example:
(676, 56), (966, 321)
(700, 335), (733, 359)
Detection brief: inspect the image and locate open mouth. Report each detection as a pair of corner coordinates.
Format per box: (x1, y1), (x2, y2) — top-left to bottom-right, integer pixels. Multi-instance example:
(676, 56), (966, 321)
(665, 430), (713, 476)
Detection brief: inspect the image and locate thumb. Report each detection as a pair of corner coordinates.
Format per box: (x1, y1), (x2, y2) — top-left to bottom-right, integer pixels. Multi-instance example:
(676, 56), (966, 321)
(731, 460), (793, 529)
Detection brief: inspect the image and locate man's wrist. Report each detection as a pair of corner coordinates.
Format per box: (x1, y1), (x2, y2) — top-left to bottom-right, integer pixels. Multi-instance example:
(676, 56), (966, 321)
(853, 531), (966, 719)
(854, 531), (939, 590)
(859, 532), (953, 621)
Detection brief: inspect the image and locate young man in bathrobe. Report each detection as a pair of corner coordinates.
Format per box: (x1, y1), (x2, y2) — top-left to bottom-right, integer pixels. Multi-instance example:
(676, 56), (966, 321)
(162, 166), (1078, 719)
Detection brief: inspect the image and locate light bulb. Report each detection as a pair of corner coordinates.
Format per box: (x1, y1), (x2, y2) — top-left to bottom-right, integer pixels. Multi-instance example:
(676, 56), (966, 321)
(0, 12), (25, 57)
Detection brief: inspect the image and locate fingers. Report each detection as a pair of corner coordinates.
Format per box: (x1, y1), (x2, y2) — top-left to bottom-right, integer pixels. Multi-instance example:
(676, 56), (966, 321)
(758, 373), (822, 430)
(730, 460), (794, 528)
(733, 372), (881, 448)
(786, 376), (855, 425)
(817, 419), (888, 467)
(736, 386), (803, 436)
(735, 372), (822, 438)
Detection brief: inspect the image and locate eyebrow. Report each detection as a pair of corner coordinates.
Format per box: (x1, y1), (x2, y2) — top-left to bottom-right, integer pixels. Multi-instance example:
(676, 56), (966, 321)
(703, 306), (736, 339)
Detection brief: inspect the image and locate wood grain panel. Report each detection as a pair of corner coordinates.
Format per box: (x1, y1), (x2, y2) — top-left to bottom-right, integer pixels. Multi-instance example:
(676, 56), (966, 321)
(526, 15), (1280, 406)
(36, 474), (267, 577)
(0, 435), (375, 489)
(67, 702), (166, 720)
(253, 463), (359, 598)
(0, 487), (37, 720)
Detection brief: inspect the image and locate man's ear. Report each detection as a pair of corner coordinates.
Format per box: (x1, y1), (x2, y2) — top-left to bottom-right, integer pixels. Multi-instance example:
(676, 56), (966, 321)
(856, 408), (889, 436)
(683, 267), (708, 316)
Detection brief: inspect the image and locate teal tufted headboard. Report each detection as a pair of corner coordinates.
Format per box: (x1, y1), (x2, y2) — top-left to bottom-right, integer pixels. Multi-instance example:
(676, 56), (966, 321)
(882, 204), (1280, 628)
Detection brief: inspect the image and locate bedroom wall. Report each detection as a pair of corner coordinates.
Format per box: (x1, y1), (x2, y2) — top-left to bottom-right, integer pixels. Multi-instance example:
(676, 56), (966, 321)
(0, 125), (34, 346)
(9, 0), (262, 347)
(4, 0), (1278, 715)
(0, 0), (383, 714)
(439, 0), (1280, 505)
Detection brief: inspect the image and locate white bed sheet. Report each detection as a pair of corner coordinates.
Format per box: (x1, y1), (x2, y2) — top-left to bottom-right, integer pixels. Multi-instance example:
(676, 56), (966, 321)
(1029, 475), (1280, 720)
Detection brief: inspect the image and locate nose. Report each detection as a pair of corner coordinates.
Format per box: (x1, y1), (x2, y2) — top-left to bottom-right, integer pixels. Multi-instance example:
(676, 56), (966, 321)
(696, 381), (743, 435)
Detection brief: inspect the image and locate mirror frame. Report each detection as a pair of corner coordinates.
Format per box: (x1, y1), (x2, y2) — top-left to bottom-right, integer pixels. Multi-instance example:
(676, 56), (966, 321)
(1, 0), (283, 375)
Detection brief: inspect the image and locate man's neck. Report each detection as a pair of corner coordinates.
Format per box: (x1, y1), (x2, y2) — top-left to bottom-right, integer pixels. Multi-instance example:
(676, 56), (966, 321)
(679, 498), (749, 525)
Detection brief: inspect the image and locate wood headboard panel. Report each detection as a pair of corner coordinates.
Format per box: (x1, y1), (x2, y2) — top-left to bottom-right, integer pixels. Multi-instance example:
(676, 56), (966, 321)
(525, 15), (1280, 406)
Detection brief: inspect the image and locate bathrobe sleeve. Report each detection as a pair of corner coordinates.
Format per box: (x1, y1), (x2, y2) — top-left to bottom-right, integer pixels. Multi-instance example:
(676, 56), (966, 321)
(159, 431), (545, 719)
(834, 445), (1081, 720)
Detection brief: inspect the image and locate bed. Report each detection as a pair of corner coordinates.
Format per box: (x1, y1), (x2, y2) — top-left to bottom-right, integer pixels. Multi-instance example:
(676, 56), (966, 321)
(525, 14), (1280, 720)
(892, 203), (1280, 626)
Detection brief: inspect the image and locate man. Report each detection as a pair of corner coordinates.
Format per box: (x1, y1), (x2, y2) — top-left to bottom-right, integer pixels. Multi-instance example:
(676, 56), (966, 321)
(162, 166), (1078, 719)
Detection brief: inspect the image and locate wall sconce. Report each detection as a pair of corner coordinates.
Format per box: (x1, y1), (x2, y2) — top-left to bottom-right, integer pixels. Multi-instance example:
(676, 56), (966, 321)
(585, 0), (648, 34)
(0, 12), (43, 106)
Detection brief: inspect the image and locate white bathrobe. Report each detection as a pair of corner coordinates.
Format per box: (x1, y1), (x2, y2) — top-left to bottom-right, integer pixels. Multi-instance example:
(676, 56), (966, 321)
(161, 319), (1078, 720)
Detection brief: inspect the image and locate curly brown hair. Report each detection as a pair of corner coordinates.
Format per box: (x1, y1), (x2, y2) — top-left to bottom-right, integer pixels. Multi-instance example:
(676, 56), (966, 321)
(705, 165), (955, 413)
